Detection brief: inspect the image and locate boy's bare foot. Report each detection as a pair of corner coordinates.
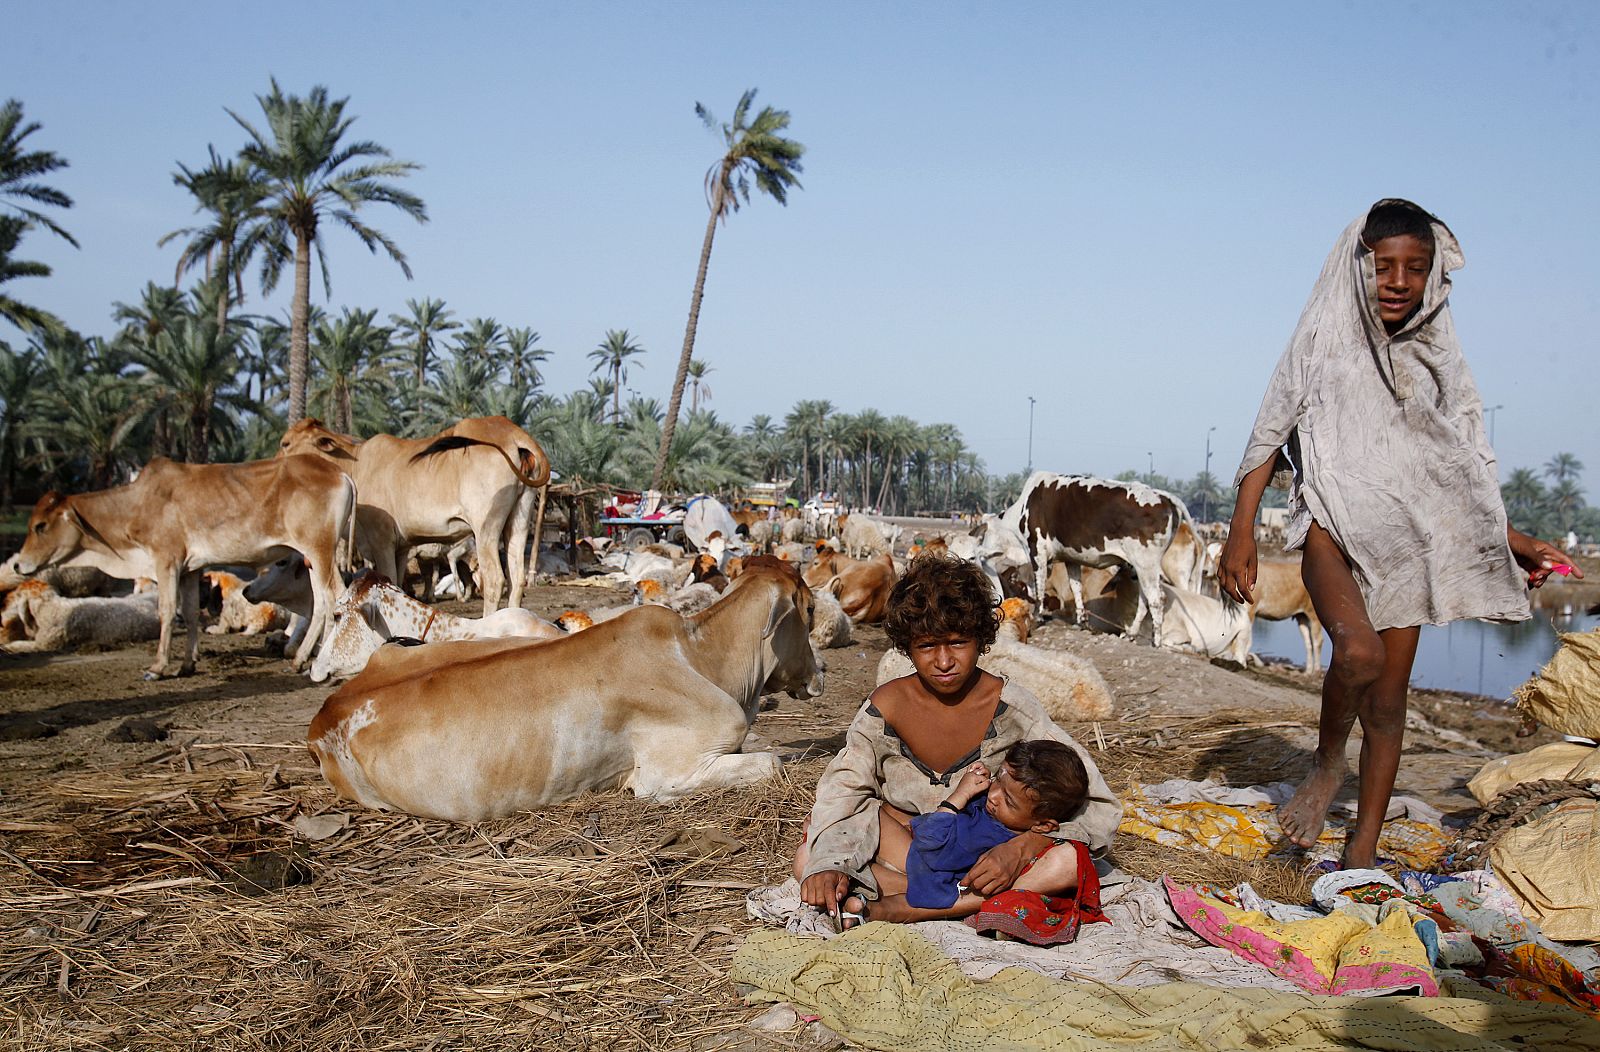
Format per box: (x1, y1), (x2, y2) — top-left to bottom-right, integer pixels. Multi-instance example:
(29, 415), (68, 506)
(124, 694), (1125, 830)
(1279, 756), (1348, 848)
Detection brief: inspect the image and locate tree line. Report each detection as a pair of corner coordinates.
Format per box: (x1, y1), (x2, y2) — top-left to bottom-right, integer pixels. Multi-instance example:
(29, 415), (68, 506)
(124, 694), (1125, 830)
(2, 91), (1593, 537)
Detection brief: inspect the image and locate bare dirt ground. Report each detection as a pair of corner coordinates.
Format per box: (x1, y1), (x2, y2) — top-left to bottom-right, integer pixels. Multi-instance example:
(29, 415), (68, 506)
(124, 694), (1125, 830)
(0, 576), (1560, 1051)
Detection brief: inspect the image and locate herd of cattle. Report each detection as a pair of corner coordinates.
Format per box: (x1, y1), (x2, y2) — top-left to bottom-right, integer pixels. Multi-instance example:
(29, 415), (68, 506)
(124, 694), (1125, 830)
(1, 417), (1324, 820)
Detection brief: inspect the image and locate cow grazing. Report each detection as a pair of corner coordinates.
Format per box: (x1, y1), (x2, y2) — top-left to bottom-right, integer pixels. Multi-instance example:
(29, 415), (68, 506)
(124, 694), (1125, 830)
(278, 416), (549, 617)
(307, 563), (824, 820)
(1253, 558), (1323, 673)
(309, 571), (562, 682)
(1003, 472), (1190, 644)
(803, 549), (897, 623)
(1, 457), (355, 677)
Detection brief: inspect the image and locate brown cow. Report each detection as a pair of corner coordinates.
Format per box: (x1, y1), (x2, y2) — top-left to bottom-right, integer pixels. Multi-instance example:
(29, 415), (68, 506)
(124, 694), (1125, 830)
(803, 549), (897, 623)
(278, 416), (549, 616)
(1254, 557), (1324, 673)
(307, 564), (823, 819)
(0, 456), (355, 677)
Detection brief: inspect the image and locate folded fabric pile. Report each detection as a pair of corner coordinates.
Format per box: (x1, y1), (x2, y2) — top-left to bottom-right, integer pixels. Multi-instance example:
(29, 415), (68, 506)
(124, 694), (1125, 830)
(1119, 777), (1449, 869)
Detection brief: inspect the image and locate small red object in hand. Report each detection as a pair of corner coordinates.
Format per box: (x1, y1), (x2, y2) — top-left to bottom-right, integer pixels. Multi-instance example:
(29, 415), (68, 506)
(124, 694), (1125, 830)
(1550, 564), (1575, 576)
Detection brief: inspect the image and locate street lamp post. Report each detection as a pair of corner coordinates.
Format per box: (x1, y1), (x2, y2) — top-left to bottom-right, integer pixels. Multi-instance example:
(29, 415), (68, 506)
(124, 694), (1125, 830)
(1026, 396), (1036, 476)
(1147, 451), (1154, 478)
(1202, 425), (1217, 523)
(1485, 403), (1504, 447)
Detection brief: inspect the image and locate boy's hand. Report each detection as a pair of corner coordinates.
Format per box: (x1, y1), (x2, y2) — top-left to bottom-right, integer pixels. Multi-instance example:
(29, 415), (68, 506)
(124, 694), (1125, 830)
(800, 869), (850, 912)
(1217, 532), (1258, 604)
(948, 763), (991, 808)
(963, 831), (1052, 897)
(1509, 529), (1584, 588)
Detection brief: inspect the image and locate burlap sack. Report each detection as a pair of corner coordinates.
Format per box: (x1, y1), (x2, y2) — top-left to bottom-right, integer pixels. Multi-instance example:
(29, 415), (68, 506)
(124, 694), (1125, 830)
(1490, 798), (1600, 942)
(1513, 628), (1600, 738)
(1469, 740), (1600, 805)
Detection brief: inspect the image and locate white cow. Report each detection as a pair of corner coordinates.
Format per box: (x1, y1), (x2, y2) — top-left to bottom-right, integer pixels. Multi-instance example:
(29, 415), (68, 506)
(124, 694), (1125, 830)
(1157, 584), (1256, 665)
(309, 571), (562, 682)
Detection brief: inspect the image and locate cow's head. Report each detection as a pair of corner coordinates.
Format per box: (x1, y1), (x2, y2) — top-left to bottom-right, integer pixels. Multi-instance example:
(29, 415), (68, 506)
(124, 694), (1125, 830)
(243, 555), (310, 607)
(6, 492), (91, 579)
(739, 563), (824, 700)
(308, 573), (386, 683)
(278, 418), (357, 462)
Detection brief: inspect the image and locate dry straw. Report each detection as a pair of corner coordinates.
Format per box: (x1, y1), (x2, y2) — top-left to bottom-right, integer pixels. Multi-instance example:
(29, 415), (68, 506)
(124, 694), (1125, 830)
(2, 706), (1325, 1049)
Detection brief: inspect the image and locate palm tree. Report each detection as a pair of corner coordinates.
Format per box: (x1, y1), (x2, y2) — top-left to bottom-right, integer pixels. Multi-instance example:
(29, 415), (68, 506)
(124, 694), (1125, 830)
(1544, 452), (1584, 485)
(230, 78), (427, 422)
(159, 146), (268, 333)
(0, 340), (39, 504)
(651, 89), (804, 489)
(853, 409), (888, 508)
(0, 99), (76, 247)
(390, 297), (459, 388)
(502, 326), (547, 390)
(24, 371), (149, 488)
(687, 358), (714, 411)
(418, 354), (492, 430)
(1548, 479), (1586, 532)
(130, 308), (253, 464)
(784, 398), (831, 497)
(587, 328), (645, 426)
(456, 317), (504, 369)
(113, 282), (187, 344)
(310, 307), (391, 434)
(1503, 468), (1545, 522)
(0, 215), (60, 334)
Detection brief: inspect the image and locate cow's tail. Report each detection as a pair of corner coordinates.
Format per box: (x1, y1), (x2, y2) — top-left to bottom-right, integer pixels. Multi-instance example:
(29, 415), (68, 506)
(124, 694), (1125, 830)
(408, 435), (551, 488)
(337, 473), (358, 573)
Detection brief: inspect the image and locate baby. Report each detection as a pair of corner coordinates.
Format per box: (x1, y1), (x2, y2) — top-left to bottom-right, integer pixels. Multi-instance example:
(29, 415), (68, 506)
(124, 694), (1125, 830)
(842, 740), (1088, 919)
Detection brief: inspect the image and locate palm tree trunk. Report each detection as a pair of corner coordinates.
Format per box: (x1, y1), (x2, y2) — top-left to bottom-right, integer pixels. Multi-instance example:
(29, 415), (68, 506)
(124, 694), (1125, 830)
(214, 241), (232, 335)
(612, 362), (621, 426)
(289, 233), (312, 422)
(653, 183), (723, 491)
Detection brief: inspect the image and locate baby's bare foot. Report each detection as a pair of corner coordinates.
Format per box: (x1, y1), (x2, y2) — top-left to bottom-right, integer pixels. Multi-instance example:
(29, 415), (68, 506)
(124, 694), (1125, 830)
(1279, 757), (1348, 848)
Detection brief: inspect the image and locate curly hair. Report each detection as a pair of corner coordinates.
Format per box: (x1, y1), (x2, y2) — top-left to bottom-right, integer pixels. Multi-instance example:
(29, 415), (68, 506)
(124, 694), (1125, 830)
(883, 554), (998, 655)
(1004, 740), (1089, 822)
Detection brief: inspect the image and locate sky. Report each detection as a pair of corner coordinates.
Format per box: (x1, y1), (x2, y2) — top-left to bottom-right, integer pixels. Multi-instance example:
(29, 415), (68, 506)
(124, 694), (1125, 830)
(8, 1), (1598, 496)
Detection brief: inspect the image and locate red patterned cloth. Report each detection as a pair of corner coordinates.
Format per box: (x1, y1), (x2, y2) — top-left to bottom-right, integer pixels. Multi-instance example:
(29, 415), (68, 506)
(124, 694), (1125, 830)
(964, 841), (1108, 946)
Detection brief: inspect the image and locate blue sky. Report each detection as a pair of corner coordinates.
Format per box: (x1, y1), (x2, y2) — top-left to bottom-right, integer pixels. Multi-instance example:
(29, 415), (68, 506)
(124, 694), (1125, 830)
(8, 1), (1597, 496)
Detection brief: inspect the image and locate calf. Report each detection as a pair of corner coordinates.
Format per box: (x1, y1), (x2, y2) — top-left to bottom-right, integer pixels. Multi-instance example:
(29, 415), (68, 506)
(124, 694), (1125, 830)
(1, 457), (355, 677)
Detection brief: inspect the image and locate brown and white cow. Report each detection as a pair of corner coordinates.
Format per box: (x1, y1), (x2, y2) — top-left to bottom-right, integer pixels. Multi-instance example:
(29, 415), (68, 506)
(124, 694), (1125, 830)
(803, 549), (896, 623)
(278, 416), (549, 616)
(1001, 472), (1190, 643)
(306, 563), (823, 820)
(203, 571), (290, 636)
(0, 456), (355, 677)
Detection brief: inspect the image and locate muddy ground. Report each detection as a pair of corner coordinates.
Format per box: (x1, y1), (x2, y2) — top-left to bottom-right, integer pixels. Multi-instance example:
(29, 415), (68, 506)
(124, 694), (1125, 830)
(0, 574), (1563, 1050)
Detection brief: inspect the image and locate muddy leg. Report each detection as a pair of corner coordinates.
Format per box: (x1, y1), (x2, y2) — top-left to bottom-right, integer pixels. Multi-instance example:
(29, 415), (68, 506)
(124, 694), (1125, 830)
(1279, 522), (1385, 848)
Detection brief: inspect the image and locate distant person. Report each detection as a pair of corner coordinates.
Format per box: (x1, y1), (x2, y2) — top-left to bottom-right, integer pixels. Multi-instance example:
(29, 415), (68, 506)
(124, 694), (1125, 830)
(1218, 199), (1581, 869)
(792, 556), (1120, 925)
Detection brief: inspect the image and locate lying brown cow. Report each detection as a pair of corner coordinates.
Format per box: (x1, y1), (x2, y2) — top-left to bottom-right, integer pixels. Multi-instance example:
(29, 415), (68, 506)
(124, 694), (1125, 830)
(278, 416), (549, 616)
(1, 456), (354, 677)
(803, 549), (897, 623)
(307, 564), (823, 820)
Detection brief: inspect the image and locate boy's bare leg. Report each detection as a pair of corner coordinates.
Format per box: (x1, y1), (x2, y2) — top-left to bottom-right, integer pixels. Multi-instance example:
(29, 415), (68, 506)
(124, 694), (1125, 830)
(1279, 522), (1387, 848)
(1343, 625), (1419, 868)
